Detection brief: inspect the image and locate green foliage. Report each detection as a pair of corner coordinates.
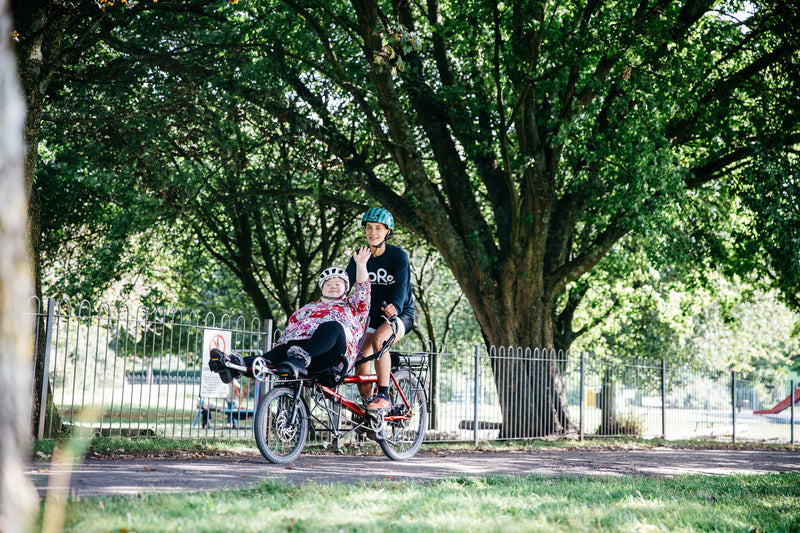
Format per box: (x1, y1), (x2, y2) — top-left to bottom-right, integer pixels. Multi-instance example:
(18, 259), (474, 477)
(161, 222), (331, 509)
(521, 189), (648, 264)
(733, 147), (800, 311)
(402, 238), (482, 348)
(37, 1), (368, 323)
(219, 0), (800, 350)
(28, 0), (800, 398)
(571, 253), (799, 378)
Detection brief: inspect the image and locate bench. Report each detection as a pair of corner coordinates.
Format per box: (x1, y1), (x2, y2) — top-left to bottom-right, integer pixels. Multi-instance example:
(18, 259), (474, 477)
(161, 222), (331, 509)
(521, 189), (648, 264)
(193, 378), (261, 428)
(193, 398), (257, 428)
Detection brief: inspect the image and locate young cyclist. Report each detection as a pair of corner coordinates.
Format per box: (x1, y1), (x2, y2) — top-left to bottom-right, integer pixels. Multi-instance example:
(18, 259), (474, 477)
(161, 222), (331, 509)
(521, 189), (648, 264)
(345, 208), (415, 413)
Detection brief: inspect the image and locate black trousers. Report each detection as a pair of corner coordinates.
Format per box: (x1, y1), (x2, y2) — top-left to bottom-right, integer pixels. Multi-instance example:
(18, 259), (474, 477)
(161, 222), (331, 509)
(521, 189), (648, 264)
(244, 321), (347, 373)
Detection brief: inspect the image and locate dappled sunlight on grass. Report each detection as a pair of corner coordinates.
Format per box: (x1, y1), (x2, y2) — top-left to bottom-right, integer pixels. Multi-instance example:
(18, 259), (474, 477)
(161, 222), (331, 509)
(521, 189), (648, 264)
(48, 473), (800, 532)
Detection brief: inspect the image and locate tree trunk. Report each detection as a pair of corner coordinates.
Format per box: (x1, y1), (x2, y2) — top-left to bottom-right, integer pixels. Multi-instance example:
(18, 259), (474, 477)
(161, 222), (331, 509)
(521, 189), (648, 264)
(598, 368), (618, 436)
(11, 1), (70, 438)
(345, 0), (578, 438)
(474, 277), (575, 438)
(0, 0), (38, 526)
(488, 349), (574, 438)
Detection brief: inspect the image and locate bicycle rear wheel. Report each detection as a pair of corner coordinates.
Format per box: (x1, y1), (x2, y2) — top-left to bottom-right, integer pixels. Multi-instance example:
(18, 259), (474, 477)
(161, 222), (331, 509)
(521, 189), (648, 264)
(253, 386), (308, 464)
(379, 369), (427, 461)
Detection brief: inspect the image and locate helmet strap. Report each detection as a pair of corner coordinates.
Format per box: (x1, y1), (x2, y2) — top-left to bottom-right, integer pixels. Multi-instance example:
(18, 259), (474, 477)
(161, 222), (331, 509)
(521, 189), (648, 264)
(370, 229), (391, 253)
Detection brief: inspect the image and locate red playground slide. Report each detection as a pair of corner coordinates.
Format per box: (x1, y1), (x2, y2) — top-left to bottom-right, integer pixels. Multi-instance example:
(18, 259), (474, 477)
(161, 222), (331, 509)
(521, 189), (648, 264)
(754, 388), (800, 414)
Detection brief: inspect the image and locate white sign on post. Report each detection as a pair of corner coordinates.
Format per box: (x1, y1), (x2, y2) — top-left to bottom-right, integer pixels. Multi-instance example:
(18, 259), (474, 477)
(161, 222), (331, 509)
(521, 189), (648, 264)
(200, 329), (234, 398)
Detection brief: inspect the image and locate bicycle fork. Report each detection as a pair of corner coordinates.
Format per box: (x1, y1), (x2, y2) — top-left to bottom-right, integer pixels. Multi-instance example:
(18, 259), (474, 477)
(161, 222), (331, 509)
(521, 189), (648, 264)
(286, 384), (304, 426)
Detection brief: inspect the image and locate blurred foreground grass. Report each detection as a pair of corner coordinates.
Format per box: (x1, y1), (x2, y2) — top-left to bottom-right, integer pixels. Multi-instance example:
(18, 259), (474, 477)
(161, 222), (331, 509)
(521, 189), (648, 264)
(31, 436), (799, 532)
(38, 472), (799, 532)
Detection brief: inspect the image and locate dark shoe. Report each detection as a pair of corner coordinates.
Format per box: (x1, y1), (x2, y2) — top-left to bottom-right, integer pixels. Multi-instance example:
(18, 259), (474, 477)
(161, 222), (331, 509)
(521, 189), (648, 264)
(209, 349), (227, 372)
(275, 358), (302, 378)
(209, 349), (243, 383)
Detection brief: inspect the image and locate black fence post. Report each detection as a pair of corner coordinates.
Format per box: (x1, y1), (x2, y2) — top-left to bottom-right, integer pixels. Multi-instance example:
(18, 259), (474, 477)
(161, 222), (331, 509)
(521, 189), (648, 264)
(579, 352), (585, 442)
(791, 380), (795, 447)
(731, 370), (737, 443)
(661, 359), (666, 440)
(37, 298), (56, 440)
(473, 345), (480, 446)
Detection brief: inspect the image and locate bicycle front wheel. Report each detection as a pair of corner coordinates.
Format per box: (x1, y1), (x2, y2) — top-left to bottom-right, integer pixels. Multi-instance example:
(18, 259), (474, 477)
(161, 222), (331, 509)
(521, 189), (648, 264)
(379, 369), (427, 461)
(253, 386), (308, 464)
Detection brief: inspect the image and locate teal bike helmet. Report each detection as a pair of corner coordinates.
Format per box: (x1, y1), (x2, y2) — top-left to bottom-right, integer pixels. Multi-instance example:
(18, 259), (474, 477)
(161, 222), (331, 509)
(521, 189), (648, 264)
(361, 208), (394, 231)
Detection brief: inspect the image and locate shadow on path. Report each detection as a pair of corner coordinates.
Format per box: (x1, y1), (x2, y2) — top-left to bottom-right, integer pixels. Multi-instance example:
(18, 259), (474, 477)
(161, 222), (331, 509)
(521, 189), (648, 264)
(27, 448), (800, 499)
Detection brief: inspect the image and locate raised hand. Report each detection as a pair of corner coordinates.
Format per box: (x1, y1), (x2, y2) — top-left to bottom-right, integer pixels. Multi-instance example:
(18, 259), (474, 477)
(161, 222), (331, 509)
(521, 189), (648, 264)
(353, 246), (371, 265)
(353, 246), (371, 284)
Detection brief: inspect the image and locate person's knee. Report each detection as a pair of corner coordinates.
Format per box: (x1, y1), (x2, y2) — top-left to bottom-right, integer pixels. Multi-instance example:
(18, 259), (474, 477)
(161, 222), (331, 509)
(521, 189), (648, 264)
(371, 325), (391, 343)
(314, 321), (344, 337)
(367, 336), (379, 351)
(372, 330), (397, 352)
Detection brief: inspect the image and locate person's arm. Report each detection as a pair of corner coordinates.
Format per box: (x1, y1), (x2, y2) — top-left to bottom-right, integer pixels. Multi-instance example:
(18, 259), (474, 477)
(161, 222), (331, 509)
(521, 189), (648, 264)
(350, 247), (371, 316)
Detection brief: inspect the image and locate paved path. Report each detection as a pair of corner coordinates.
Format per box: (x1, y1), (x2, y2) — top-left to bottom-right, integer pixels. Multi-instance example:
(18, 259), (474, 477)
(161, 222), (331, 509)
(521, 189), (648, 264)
(27, 447), (800, 498)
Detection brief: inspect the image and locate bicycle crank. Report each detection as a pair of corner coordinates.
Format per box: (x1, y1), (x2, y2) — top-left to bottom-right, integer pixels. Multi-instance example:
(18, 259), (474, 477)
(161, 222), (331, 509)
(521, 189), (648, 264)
(251, 356), (270, 381)
(369, 412), (386, 440)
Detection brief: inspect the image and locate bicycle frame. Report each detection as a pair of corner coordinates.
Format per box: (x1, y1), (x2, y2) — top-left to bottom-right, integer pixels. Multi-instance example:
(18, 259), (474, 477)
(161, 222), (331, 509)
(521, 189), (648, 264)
(312, 371), (415, 428)
(226, 316), (428, 462)
(276, 315), (415, 431)
(232, 361), (417, 431)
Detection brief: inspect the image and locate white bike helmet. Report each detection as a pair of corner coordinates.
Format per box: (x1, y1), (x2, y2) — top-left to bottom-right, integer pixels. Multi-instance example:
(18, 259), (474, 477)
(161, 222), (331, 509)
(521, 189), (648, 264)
(318, 267), (349, 293)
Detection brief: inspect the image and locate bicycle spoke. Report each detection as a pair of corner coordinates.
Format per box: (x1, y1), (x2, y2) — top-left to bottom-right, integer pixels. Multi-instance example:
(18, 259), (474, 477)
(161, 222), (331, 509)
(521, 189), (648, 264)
(254, 386), (308, 463)
(378, 369), (427, 460)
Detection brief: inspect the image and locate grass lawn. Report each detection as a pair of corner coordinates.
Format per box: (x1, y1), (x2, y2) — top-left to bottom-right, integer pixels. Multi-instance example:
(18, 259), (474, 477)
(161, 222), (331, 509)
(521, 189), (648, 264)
(32, 437), (800, 532)
(36, 473), (798, 532)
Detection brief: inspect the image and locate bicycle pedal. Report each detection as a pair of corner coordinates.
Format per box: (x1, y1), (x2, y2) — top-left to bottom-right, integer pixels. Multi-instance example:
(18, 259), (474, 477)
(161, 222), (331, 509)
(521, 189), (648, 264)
(369, 413), (385, 434)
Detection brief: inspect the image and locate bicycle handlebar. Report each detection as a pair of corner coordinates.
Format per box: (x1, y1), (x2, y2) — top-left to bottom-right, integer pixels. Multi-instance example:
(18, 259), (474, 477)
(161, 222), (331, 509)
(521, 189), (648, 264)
(380, 301), (400, 332)
(386, 314), (399, 336)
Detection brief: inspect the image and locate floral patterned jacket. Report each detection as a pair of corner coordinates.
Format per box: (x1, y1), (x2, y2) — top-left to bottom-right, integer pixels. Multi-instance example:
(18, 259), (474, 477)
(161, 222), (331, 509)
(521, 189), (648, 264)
(276, 280), (370, 370)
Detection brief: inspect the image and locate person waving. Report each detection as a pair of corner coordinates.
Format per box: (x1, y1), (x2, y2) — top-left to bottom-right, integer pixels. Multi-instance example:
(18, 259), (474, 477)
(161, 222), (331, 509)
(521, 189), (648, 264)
(346, 208), (415, 413)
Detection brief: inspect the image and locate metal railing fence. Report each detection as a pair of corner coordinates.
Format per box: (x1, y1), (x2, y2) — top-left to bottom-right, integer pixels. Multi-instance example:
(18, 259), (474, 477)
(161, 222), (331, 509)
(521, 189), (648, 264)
(31, 297), (271, 439)
(30, 297), (798, 445)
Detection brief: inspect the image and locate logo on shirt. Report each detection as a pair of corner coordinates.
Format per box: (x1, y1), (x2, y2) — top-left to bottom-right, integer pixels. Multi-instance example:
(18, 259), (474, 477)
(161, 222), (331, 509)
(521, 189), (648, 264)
(369, 268), (395, 285)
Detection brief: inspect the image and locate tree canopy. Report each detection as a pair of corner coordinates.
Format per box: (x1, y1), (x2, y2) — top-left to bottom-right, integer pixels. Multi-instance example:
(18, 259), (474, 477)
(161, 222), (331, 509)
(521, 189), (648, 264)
(226, 0), (799, 434)
(734, 148), (800, 311)
(34, 0), (371, 322)
(14, 0), (800, 437)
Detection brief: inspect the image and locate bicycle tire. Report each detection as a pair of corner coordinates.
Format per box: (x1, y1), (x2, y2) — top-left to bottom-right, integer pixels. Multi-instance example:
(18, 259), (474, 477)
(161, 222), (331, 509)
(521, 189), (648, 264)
(378, 368), (427, 461)
(253, 386), (308, 464)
